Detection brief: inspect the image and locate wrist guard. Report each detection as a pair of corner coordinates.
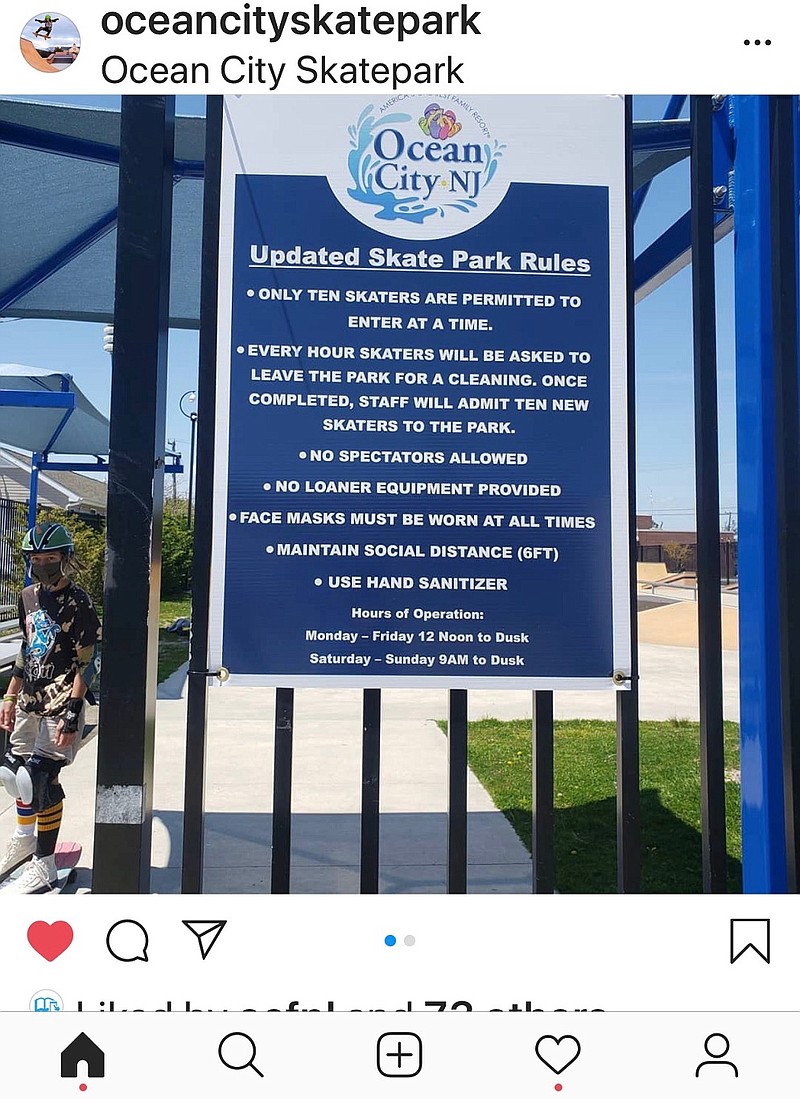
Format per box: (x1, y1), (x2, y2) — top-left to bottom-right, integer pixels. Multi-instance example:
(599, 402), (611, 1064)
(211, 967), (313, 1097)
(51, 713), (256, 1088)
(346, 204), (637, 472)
(63, 697), (84, 734)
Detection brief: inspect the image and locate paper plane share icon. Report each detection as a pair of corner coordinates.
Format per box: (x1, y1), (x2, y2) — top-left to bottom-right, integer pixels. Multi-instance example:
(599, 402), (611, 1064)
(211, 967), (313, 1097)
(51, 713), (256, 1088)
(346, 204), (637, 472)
(182, 920), (227, 960)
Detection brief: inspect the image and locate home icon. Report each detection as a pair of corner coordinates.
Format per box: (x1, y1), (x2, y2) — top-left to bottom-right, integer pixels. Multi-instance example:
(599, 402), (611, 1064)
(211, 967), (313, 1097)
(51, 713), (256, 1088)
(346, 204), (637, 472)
(60, 1033), (105, 1078)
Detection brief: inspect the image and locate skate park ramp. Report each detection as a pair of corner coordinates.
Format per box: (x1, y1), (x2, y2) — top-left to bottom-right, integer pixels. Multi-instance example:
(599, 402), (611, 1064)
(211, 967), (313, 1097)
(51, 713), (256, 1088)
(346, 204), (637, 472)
(19, 38), (57, 73)
(638, 599), (738, 650)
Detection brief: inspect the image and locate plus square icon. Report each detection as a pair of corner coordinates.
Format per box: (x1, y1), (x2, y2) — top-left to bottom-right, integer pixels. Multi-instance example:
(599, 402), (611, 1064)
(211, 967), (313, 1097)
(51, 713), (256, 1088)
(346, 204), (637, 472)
(377, 1032), (423, 1078)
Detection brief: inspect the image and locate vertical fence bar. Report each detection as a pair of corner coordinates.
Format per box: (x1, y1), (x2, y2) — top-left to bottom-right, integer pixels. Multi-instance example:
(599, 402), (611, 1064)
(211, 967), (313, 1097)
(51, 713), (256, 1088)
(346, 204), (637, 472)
(769, 95), (800, 890)
(733, 95), (788, 892)
(617, 95), (641, 893)
(182, 95), (223, 894)
(447, 689), (468, 894)
(690, 94), (727, 893)
(271, 686), (294, 893)
(531, 690), (554, 893)
(93, 96), (174, 894)
(360, 688), (381, 894)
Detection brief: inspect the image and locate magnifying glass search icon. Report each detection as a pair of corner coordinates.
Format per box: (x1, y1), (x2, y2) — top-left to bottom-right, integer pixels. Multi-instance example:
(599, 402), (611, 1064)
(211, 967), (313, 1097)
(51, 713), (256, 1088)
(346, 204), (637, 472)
(218, 1032), (264, 1078)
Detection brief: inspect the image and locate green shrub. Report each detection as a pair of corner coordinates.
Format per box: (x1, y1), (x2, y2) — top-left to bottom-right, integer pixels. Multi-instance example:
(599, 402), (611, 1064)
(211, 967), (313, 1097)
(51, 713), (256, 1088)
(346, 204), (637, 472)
(5, 499), (193, 605)
(160, 497), (193, 597)
(7, 507), (106, 606)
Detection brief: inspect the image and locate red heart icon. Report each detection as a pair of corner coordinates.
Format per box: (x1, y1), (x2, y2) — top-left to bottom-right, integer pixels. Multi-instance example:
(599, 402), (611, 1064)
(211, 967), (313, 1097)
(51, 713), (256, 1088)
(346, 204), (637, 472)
(27, 921), (73, 961)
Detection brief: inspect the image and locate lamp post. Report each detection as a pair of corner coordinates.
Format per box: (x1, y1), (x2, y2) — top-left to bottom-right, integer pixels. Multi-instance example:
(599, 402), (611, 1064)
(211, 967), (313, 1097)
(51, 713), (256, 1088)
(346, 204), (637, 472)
(179, 389), (197, 528)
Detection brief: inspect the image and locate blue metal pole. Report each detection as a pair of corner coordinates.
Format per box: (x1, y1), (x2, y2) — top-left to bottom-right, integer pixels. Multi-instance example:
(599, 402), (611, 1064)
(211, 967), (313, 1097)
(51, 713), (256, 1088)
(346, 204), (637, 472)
(732, 95), (788, 892)
(27, 452), (40, 530)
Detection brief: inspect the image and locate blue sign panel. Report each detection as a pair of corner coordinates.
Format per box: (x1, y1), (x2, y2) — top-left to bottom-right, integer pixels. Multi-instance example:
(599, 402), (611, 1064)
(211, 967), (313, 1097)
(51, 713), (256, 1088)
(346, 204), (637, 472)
(211, 95), (630, 687)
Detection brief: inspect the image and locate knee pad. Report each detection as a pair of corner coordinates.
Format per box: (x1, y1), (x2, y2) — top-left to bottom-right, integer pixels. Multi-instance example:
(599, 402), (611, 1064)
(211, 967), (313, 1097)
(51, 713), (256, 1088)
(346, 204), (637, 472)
(29, 755), (65, 813)
(0, 751), (28, 799)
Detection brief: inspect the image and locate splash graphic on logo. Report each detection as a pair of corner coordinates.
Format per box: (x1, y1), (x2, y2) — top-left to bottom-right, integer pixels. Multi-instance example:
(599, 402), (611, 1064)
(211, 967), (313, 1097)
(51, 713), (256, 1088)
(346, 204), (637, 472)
(418, 103), (462, 139)
(346, 101), (505, 229)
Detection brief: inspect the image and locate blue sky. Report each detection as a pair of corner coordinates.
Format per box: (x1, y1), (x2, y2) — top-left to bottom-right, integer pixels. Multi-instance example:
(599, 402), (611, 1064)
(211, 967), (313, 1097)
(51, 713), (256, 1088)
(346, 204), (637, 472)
(0, 94), (736, 528)
(20, 13), (81, 49)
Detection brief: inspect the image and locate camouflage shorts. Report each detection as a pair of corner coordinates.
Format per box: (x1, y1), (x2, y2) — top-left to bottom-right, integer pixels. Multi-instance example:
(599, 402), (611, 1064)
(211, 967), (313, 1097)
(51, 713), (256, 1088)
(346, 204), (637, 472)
(10, 707), (84, 764)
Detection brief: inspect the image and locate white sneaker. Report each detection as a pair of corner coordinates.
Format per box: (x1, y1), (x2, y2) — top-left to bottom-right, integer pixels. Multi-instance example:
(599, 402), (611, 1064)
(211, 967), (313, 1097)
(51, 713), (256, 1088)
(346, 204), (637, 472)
(3, 854), (57, 894)
(0, 833), (36, 881)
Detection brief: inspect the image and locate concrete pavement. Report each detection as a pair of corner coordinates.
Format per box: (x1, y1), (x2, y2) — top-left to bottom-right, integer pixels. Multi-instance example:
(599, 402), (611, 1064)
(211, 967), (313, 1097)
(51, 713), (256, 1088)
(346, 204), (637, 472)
(0, 637), (740, 894)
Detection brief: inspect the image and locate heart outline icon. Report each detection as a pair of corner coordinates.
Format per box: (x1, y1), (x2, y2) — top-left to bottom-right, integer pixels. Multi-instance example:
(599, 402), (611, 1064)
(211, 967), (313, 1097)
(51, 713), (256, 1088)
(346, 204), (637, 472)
(27, 921), (74, 961)
(535, 1034), (582, 1075)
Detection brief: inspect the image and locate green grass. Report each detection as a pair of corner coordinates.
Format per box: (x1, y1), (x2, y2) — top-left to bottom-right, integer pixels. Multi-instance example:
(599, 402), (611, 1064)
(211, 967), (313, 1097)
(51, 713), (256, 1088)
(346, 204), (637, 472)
(157, 594), (191, 683)
(159, 595), (191, 627)
(440, 717), (742, 893)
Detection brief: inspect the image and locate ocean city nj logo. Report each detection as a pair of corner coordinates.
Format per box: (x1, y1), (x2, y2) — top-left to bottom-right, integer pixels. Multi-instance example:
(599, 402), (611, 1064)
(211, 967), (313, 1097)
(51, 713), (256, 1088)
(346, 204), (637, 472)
(337, 96), (508, 240)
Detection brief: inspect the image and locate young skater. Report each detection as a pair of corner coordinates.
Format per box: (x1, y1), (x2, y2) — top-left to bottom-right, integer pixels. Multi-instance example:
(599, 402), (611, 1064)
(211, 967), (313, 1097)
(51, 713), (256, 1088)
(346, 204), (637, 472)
(0, 522), (100, 893)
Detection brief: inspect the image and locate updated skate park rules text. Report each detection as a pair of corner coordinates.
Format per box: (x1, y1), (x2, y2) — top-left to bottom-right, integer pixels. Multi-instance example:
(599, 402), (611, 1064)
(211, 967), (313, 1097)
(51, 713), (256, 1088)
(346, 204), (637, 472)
(207, 95), (632, 689)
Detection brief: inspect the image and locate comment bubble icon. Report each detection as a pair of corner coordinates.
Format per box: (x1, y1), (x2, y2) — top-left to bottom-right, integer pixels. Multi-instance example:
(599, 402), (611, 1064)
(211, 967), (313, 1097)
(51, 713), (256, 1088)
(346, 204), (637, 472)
(106, 919), (149, 963)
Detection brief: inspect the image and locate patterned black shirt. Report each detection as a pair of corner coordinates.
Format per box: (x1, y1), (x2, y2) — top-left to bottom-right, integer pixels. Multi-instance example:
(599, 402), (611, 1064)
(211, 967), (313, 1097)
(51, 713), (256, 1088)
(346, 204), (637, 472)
(13, 581), (101, 716)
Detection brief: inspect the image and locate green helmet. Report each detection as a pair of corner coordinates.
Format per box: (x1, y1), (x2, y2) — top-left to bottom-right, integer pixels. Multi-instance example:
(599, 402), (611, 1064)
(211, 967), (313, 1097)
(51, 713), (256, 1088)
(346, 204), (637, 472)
(22, 522), (74, 554)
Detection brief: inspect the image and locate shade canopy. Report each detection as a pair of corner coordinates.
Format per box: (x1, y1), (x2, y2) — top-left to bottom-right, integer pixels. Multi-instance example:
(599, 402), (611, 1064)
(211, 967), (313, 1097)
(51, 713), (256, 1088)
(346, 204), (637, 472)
(0, 97), (204, 329)
(0, 364), (109, 455)
(0, 97), (690, 330)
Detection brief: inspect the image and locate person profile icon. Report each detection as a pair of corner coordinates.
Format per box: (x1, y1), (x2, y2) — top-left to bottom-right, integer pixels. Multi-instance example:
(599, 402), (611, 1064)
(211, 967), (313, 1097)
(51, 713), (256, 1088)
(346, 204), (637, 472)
(695, 1033), (739, 1077)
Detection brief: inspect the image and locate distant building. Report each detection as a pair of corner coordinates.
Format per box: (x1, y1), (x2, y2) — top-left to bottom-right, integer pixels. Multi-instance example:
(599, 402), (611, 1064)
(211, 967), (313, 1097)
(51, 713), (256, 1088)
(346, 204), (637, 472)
(636, 514), (737, 582)
(0, 446), (106, 516)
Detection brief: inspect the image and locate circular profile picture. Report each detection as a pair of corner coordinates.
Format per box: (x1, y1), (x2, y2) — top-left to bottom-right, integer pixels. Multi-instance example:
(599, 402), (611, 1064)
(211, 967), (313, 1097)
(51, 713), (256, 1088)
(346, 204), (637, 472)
(20, 12), (80, 73)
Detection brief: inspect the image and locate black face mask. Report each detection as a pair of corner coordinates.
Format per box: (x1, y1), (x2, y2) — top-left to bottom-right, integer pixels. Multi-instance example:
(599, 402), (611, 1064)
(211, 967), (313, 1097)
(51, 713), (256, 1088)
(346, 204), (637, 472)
(30, 560), (64, 587)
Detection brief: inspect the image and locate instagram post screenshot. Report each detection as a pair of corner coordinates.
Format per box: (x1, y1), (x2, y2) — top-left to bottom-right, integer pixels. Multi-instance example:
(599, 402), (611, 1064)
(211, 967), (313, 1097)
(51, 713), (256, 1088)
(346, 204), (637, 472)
(0, 1), (797, 1094)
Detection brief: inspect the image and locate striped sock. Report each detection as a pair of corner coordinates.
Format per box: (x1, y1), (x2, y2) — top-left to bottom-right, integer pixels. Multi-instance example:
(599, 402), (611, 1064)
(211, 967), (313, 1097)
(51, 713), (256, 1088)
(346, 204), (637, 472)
(36, 801), (63, 857)
(14, 800), (35, 838)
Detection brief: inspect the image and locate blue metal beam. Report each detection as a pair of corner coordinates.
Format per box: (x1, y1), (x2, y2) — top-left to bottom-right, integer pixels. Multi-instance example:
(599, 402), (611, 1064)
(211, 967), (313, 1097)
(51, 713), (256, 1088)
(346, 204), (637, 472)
(633, 96), (687, 221)
(0, 207), (118, 313)
(37, 459), (184, 474)
(28, 452), (41, 531)
(634, 210), (733, 299)
(0, 390), (74, 409)
(0, 119), (203, 178)
(631, 119), (690, 152)
(733, 94), (788, 892)
(40, 373), (76, 455)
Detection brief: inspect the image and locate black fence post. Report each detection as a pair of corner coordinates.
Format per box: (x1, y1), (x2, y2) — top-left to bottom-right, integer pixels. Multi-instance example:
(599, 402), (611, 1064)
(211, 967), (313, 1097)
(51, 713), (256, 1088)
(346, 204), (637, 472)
(690, 94), (727, 893)
(271, 686), (294, 893)
(360, 688), (381, 894)
(447, 689), (468, 893)
(531, 690), (554, 893)
(617, 96), (641, 894)
(769, 95), (800, 890)
(93, 96), (175, 893)
(182, 95), (224, 894)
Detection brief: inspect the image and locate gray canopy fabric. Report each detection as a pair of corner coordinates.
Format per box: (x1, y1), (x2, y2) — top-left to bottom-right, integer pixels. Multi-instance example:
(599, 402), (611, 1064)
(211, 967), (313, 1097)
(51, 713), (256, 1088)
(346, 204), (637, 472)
(0, 97), (688, 329)
(0, 97), (204, 329)
(0, 364), (109, 455)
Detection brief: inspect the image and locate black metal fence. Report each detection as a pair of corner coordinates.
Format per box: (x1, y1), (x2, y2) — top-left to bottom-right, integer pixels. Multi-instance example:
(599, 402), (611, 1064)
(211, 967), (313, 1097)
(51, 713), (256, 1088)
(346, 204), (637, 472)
(88, 95), (800, 896)
(0, 498), (27, 609)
